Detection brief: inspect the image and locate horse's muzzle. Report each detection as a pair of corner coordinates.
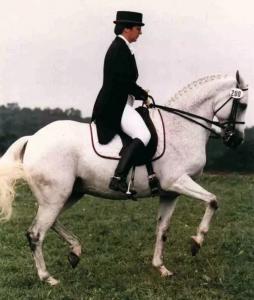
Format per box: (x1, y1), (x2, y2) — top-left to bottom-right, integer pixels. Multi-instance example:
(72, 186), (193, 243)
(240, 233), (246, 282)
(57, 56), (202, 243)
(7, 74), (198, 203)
(223, 130), (243, 148)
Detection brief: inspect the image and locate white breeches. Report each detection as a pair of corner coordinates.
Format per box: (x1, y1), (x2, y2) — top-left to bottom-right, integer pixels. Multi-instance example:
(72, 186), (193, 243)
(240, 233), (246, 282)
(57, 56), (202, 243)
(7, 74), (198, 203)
(121, 98), (151, 146)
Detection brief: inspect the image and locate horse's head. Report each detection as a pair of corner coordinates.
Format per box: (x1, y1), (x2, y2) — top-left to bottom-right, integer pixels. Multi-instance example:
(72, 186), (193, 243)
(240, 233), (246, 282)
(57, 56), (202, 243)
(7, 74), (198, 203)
(214, 71), (248, 148)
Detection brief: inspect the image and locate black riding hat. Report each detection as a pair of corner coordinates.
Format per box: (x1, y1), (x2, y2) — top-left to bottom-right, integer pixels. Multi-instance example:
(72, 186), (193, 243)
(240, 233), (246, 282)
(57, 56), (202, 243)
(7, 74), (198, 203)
(113, 11), (144, 26)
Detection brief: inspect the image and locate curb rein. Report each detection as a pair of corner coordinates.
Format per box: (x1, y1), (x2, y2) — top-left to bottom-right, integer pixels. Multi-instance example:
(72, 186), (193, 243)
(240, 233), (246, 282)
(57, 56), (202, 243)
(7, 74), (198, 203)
(148, 87), (248, 139)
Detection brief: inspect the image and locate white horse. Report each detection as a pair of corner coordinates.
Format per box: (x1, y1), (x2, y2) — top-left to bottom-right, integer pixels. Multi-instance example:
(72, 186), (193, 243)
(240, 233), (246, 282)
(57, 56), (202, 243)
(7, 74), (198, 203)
(0, 71), (249, 285)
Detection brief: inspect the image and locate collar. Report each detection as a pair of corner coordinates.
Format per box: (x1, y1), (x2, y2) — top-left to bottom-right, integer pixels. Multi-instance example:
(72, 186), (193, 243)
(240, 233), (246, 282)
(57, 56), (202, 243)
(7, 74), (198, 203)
(118, 35), (135, 55)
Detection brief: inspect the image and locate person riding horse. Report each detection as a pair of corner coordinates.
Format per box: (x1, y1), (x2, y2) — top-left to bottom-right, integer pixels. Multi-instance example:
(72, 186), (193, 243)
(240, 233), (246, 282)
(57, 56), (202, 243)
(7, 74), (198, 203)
(92, 11), (151, 195)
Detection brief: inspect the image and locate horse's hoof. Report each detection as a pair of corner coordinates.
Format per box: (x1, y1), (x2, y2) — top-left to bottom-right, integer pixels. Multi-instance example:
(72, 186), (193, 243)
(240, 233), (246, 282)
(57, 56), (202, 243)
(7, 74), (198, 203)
(191, 237), (201, 256)
(46, 276), (60, 286)
(159, 265), (174, 277)
(68, 251), (80, 268)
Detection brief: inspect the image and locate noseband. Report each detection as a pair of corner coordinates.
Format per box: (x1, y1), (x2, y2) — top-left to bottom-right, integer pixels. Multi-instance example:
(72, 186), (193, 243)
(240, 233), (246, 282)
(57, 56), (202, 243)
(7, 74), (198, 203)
(151, 86), (248, 139)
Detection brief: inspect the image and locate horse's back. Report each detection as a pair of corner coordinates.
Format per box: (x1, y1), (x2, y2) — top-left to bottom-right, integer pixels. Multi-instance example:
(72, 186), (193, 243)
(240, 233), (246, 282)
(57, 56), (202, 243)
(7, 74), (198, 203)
(23, 120), (90, 172)
(33, 119), (88, 136)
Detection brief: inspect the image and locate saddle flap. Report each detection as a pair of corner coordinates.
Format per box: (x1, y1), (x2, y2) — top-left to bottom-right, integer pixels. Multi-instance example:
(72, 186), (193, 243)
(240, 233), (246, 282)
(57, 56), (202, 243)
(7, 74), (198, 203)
(90, 108), (165, 162)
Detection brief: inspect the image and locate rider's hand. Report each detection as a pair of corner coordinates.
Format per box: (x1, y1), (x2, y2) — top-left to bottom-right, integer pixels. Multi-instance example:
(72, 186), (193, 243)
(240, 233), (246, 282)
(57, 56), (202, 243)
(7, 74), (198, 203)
(139, 88), (149, 101)
(144, 91), (154, 108)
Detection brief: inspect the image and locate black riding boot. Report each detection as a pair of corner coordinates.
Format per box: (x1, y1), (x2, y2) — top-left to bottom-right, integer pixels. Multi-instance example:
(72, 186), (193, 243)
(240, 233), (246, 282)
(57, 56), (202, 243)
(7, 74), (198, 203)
(109, 138), (145, 194)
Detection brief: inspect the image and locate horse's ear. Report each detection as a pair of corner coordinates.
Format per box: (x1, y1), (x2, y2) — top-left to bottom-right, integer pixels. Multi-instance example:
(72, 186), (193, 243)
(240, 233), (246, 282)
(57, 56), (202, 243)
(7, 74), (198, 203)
(236, 70), (240, 86)
(236, 70), (248, 89)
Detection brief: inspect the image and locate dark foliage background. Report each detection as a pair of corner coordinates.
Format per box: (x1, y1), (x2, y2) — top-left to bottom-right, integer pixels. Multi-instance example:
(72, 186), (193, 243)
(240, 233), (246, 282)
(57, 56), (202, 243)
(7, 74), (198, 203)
(205, 127), (254, 172)
(0, 102), (253, 172)
(0, 103), (91, 154)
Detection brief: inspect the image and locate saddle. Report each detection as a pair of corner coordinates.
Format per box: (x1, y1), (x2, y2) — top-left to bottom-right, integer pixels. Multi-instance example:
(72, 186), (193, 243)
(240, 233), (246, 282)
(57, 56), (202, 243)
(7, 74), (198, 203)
(90, 107), (165, 195)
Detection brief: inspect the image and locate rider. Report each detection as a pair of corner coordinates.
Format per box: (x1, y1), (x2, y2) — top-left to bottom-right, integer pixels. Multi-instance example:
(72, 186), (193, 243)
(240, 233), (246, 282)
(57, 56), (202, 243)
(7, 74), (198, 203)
(92, 11), (151, 194)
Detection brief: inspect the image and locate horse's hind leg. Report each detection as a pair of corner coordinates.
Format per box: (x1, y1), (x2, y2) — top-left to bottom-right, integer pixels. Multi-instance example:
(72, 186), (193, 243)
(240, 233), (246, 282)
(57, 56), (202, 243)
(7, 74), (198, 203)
(51, 184), (85, 268)
(52, 220), (81, 268)
(27, 203), (64, 286)
(152, 193), (178, 277)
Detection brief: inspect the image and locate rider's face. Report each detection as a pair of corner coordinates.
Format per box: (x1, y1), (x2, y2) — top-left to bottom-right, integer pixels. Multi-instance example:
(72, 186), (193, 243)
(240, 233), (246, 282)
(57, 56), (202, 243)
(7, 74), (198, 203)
(124, 26), (142, 43)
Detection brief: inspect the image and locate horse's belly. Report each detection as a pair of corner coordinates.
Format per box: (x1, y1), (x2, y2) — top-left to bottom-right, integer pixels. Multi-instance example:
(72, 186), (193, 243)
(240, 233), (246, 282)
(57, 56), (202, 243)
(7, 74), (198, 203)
(80, 162), (152, 199)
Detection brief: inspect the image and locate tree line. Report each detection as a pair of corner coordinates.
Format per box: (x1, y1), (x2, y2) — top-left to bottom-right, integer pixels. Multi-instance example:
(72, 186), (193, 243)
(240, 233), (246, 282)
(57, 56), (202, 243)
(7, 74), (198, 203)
(0, 103), (90, 154)
(0, 103), (253, 172)
(205, 127), (254, 173)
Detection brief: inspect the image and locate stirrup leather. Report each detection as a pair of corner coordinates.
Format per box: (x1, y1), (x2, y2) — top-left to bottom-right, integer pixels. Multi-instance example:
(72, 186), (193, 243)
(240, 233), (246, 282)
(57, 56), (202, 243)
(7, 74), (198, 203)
(148, 173), (160, 196)
(126, 167), (137, 200)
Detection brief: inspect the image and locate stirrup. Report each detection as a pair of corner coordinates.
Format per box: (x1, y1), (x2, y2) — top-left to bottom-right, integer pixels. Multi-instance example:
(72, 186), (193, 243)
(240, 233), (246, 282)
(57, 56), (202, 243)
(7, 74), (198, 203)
(109, 176), (127, 193)
(109, 175), (136, 199)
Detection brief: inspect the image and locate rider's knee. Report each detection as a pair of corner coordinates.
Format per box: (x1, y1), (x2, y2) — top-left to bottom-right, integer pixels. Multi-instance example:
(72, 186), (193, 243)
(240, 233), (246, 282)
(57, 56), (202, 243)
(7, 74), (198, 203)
(141, 128), (151, 146)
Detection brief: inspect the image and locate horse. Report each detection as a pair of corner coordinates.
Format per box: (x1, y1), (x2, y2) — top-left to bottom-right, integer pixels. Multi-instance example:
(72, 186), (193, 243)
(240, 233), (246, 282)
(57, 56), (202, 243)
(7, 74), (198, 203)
(0, 71), (249, 286)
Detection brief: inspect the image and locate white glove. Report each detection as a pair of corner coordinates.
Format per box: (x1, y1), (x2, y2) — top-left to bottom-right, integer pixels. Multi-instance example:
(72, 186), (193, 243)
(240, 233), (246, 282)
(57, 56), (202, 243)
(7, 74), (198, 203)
(144, 90), (154, 108)
(144, 97), (153, 108)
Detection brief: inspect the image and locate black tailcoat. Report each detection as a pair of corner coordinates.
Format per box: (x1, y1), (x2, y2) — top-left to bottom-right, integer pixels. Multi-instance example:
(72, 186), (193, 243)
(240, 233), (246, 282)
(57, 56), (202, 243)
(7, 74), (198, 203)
(92, 36), (147, 144)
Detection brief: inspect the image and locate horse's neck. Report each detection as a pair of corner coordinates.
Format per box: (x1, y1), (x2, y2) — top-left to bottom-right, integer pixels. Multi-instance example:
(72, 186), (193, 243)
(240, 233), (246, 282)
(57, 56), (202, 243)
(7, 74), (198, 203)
(160, 75), (237, 151)
(166, 75), (236, 119)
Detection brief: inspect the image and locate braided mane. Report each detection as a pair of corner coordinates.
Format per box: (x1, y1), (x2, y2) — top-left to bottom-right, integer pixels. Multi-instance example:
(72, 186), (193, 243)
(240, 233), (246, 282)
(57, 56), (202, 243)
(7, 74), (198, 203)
(168, 74), (228, 105)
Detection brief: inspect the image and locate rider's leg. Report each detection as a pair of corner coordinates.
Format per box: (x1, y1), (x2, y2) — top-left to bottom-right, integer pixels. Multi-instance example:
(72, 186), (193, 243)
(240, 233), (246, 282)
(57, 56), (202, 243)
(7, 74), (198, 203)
(121, 102), (151, 146)
(109, 102), (151, 194)
(109, 138), (145, 193)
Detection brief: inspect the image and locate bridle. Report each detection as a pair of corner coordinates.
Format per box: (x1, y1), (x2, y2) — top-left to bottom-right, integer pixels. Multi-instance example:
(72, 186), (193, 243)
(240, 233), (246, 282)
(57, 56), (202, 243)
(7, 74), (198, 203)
(150, 86), (248, 140)
(214, 86), (248, 143)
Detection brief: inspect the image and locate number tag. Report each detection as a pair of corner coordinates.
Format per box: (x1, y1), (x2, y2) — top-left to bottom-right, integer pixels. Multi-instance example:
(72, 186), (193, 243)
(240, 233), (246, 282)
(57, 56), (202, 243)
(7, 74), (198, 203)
(230, 88), (243, 99)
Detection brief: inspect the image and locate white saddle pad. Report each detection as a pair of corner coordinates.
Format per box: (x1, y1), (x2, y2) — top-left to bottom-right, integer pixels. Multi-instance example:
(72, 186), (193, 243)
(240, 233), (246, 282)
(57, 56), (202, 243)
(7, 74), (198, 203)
(90, 108), (165, 161)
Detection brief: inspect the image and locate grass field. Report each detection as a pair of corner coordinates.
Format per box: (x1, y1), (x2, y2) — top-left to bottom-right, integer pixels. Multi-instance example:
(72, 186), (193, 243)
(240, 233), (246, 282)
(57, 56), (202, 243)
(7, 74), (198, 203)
(0, 174), (253, 300)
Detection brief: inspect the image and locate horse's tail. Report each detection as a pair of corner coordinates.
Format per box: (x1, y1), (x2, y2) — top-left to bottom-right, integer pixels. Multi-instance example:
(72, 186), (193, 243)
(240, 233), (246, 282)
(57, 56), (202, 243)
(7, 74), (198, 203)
(0, 136), (30, 221)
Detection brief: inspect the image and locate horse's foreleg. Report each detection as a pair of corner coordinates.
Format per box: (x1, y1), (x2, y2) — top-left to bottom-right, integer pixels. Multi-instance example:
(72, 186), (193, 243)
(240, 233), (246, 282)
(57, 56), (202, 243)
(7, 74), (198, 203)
(190, 199), (218, 256)
(168, 174), (218, 255)
(152, 194), (178, 277)
(52, 220), (81, 268)
(27, 204), (63, 286)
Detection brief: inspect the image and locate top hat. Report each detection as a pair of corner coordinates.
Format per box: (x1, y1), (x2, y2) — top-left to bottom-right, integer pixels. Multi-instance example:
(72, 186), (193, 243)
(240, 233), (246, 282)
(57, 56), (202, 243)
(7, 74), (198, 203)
(113, 11), (144, 26)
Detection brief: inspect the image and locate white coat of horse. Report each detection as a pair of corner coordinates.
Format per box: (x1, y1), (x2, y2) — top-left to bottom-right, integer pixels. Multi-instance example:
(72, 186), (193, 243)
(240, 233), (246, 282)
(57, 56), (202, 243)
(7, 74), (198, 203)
(0, 72), (249, 285)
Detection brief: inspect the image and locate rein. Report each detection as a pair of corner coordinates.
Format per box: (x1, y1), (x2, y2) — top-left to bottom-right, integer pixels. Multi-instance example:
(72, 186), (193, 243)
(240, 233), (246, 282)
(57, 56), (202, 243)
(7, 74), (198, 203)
(149, 90), (247, 138)
(153, 104), (223, 138)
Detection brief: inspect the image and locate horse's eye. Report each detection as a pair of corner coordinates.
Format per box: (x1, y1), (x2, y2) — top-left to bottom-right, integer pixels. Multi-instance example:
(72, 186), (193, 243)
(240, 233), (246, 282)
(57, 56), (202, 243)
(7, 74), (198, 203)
(239, 103), (247, 110)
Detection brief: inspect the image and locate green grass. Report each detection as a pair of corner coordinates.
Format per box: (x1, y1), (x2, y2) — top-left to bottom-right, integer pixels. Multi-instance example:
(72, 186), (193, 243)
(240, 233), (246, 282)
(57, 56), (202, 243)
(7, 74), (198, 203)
(0, 174), (253, 299)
